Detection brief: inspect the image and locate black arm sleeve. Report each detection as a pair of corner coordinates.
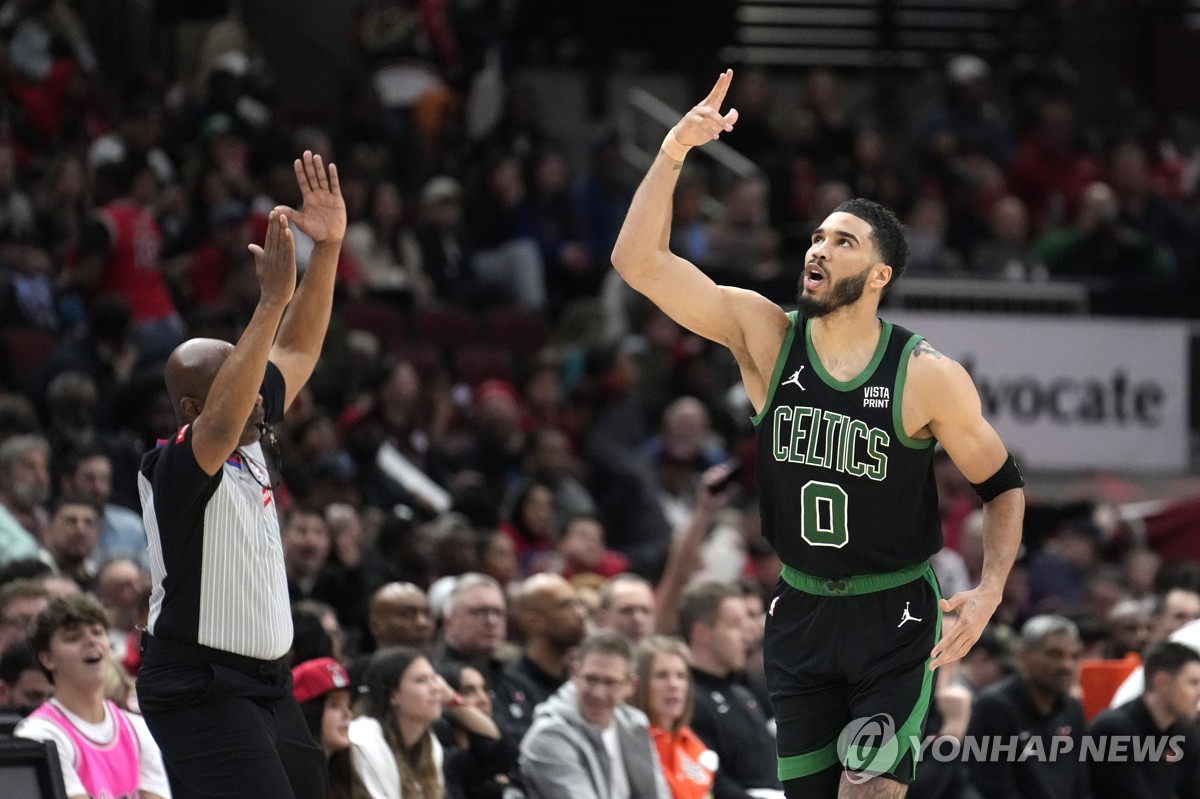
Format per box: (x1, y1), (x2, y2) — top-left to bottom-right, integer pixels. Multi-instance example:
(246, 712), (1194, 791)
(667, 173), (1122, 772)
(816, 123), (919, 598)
(262, 361), (287, 424)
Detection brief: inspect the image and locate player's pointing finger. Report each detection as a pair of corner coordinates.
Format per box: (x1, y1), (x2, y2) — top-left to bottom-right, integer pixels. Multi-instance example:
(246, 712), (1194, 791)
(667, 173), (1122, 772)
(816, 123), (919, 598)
(704, 69), (733, 109)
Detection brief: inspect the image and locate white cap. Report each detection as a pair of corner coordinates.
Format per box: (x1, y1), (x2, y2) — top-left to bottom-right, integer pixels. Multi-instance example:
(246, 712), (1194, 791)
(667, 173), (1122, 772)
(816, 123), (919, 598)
(947, 55), (989, 84)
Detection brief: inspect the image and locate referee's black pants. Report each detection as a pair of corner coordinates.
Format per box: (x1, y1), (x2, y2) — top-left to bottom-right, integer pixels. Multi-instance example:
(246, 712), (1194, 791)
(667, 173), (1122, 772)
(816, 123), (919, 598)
(138, 635), (328, 799)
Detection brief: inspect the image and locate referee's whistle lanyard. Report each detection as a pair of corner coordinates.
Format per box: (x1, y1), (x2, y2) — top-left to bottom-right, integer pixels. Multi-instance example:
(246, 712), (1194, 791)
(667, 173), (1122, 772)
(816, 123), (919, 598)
(236, 422), (284, 491)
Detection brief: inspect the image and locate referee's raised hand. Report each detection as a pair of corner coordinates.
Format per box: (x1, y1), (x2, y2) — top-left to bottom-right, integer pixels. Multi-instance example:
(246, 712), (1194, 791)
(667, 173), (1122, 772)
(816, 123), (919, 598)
(248, 209), (296, 309)
(277, 150), (346, 245)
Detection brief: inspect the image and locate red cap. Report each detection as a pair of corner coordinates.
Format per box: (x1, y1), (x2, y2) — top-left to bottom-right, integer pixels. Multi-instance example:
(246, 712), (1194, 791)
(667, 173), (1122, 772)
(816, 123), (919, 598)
(474, 379), (518, 409)
(291, 657), (350, 705)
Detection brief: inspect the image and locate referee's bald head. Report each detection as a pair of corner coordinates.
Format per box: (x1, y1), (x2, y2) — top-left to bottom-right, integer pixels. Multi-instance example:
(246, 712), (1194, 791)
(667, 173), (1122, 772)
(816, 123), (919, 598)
(165, 338), (234, 423)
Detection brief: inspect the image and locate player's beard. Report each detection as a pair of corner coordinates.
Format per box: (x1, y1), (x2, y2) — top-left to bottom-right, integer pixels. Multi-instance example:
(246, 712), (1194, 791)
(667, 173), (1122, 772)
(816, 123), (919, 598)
(797, 263), (873, 318)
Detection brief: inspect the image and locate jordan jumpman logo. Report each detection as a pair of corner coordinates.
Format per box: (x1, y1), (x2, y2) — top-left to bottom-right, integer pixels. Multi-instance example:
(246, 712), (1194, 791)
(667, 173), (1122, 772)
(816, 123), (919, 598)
(782, 367), (805, 390)
(898, 602), (922, 627)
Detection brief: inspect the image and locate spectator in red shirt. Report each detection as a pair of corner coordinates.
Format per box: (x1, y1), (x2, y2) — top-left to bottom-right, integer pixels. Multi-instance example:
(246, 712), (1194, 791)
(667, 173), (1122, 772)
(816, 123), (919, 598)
(70, 158), (183, 362)
(1006, 98), (1105, 230)
(557, 514), (629, 581)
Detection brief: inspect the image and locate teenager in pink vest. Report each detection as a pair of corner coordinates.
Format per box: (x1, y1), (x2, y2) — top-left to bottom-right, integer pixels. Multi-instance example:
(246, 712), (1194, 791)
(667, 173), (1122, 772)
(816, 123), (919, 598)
(15, 593), (170, 798)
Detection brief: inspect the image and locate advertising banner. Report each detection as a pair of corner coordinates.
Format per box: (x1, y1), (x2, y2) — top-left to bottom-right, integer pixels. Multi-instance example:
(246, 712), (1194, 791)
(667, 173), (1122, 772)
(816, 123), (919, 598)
(881, 312), (1191, 472)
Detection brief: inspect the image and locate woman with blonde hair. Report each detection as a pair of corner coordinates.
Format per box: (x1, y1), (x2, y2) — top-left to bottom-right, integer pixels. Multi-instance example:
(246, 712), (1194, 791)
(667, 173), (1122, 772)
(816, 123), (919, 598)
(630, 636), (718, 799)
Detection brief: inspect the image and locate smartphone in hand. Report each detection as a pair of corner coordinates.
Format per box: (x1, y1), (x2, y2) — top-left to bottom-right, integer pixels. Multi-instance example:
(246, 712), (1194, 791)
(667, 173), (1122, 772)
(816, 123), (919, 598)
(707, 458), (744, 494)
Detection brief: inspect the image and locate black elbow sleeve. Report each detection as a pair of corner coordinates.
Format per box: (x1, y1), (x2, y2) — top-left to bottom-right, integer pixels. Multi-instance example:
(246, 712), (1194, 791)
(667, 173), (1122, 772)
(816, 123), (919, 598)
(970, 453), (1025, 503)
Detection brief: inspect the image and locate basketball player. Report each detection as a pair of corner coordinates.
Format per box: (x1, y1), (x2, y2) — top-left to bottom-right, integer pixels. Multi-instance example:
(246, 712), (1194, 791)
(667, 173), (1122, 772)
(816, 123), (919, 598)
(611, 70), (1024, 798)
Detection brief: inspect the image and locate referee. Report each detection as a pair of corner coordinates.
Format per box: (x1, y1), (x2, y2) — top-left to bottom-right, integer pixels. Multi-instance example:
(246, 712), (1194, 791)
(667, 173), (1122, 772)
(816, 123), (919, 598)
(136, 152), (346, 799)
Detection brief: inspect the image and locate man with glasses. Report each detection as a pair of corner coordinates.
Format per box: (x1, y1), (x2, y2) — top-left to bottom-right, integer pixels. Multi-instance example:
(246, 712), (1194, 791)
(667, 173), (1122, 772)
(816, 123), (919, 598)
(520, 630), (670, 799)
(435, 572), (537, 738)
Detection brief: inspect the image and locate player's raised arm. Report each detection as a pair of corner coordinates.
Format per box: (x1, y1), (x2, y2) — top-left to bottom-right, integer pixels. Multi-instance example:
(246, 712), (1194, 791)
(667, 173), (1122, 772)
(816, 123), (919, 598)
(611, 70), (786, 368)
(908, 342), (1025, 670)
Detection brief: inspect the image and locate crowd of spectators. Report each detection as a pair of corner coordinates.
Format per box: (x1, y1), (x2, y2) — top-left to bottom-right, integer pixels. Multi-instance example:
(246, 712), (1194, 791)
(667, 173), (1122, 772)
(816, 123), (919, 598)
(0, 1), (1198, 797)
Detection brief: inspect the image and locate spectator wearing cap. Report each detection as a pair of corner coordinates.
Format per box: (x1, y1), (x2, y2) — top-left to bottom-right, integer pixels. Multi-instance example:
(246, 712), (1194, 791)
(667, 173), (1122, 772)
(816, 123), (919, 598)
(293, 657), (372, 799)
(915, 54), (1015, 170)
(953, 622), (1017, 696)
(415, 175), (481, 306)
(307, 451), (364, 511)
(459, 379), (527, 510)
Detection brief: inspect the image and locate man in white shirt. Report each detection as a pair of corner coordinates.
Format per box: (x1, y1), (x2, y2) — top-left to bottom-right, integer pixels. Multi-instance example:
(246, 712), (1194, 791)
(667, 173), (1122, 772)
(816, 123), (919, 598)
(519, 631), (670, 799)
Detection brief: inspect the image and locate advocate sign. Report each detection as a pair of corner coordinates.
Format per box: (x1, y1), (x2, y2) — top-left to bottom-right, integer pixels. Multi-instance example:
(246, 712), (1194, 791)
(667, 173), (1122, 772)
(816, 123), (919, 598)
(883, 311), (1191, 471)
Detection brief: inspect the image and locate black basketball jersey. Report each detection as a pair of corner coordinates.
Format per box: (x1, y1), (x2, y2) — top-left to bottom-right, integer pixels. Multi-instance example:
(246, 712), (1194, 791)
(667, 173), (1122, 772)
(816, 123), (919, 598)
(752, 312), (942, 578)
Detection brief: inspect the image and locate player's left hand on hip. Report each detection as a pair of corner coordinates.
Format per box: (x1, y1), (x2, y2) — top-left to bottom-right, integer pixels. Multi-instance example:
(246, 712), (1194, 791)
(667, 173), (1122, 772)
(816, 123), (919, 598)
(929, 587), (1000, 671)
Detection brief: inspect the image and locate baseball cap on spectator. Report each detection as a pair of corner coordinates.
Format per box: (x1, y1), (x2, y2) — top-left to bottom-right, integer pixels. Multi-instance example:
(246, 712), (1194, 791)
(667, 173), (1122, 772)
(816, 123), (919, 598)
(292, 657), (350, 704)
(972, 623), (1018, 671)
(947, 54), (989, 85)
(309, 451), (358, 484)
(211, 50), (250, 79)
(474, 379), (518, 410)
(421, 176), (462, 206)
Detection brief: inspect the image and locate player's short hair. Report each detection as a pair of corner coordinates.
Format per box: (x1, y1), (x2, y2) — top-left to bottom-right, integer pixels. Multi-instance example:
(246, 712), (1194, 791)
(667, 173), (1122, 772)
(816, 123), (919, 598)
(833, 198), (910, 282)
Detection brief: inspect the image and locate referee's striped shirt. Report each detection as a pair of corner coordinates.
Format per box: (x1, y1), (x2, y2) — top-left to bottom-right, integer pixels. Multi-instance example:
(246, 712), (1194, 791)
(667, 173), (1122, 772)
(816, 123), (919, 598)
(138, 363), (292, 661)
